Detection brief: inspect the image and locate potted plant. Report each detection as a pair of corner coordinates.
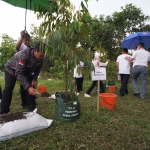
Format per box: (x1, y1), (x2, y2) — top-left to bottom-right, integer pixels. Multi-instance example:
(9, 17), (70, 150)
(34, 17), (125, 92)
(37, 0), (94, 122)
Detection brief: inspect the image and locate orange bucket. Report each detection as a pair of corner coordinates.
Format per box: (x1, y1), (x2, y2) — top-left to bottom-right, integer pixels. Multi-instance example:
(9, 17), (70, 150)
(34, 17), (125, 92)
(38, 85), (47, 93)
(108, 86), (116, 92)
(99, 93), (117, 110)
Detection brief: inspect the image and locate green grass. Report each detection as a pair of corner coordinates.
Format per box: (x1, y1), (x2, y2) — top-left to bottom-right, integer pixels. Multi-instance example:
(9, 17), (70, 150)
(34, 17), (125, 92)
(0, 76), (150, 150)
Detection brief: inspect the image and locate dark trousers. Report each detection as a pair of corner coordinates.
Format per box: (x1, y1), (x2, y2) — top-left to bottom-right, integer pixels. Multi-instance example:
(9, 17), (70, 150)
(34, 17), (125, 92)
(1, 71), (36, 114)
(120, 74), (130, 95)
(20, 84), (36, 111)
(0, 86), (2, 99)
(20, 84), (28, 106)
(86, 81), (104, 95)
(75, 77), (84, 92)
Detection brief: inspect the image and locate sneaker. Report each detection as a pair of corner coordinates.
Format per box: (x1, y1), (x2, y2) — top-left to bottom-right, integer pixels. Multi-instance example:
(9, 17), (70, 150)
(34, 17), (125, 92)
(84, 93), (91, 97)
(120, 93), (124, 96)
(134, 93), (140, 96)
(75, 92), (80, 96)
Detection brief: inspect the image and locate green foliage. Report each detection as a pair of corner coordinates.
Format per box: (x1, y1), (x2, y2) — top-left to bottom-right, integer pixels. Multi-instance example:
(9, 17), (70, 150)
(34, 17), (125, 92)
(106, 61), (117, 80)
(29, 24), (45, 47)
(37, 0), (95, 96)
(0, 34), (16, 71)
(29, 24), (53, 77)
(89, 3), (150, 60)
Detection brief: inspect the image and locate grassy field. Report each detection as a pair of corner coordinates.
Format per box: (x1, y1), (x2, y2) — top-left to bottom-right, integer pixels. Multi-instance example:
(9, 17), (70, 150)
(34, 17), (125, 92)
(0, 76), (150, 150)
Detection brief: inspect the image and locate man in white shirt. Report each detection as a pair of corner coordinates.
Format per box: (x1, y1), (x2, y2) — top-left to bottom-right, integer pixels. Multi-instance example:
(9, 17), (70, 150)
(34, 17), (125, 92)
(16, 30), (31, 52)
(125, 42), (150, 99)
(116, 48), (131, 96)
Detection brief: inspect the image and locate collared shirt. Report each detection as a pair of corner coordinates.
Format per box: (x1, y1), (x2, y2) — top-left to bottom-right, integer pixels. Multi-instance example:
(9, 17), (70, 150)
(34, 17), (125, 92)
(73, 61), (84, 78)
(5, 49), (43, 90)
(131, 48), (150, 67)
(16, 43), (31, 53)
(116, 54), (131, 74)
(20, 43), (30, 51)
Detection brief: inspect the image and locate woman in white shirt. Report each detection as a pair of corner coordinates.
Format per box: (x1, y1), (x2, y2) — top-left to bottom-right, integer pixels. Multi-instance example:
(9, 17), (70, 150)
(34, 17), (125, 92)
(84, 53), (109, 97)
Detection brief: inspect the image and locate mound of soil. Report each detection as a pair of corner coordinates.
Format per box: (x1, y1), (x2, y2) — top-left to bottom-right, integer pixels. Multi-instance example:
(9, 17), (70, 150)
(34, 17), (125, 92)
(0, 112), (26, 124)
(41, 92), (51, 97)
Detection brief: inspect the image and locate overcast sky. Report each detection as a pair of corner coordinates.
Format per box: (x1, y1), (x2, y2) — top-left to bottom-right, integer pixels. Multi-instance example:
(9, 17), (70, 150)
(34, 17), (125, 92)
(0, 0), (150, 40)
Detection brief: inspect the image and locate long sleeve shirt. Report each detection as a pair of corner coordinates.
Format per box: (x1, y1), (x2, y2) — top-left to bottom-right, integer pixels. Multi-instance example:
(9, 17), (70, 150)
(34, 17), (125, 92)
(5, 49), (43, 90)
(92, 59), (108, 67)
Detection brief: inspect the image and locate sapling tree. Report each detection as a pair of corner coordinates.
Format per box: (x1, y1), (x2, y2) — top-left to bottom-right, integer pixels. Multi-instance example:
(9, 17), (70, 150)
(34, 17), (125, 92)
(37, 0), (96, 99)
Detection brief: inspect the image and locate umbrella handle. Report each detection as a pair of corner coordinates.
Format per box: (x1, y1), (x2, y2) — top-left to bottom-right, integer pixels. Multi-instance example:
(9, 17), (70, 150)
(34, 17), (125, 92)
(24, 0), (28, 32)
(24, 30), (28, 33)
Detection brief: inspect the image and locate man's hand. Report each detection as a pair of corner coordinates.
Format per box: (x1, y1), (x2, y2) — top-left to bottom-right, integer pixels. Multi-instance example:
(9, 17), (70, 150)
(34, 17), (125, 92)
(125, 56), (131, 60)
(20, 30), (25, 38)
(31, 80), (37, 89)
(28, 87), (39, 96)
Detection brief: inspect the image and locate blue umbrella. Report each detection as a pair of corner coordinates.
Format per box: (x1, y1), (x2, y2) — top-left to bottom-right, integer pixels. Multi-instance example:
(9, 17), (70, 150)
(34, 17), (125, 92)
(122, 32), (150, 49)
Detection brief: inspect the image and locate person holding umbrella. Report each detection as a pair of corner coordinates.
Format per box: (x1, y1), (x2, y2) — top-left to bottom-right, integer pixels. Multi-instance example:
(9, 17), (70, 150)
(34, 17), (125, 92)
(16, 30), (31, 52)
(125, 42), (150, 99)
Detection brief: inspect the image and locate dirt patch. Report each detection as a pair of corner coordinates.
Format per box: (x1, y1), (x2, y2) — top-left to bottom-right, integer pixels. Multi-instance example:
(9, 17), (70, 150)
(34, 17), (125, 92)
(63, 98), (71, 103)
(41, 92), (51, 97)
(0, 112), (26, 124)
(57, 92), (71, 103)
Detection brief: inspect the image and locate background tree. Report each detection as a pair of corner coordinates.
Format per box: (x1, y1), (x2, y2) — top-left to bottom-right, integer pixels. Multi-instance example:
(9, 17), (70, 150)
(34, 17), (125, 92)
(89, 3), (150, 60)
(29, 24), (53, 78)
(0, 34), (16, 71)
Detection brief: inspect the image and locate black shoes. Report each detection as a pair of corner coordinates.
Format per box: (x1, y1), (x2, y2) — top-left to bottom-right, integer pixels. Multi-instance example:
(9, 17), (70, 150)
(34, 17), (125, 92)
(134, 93), (140, 96)
(120, 93), (124, 96)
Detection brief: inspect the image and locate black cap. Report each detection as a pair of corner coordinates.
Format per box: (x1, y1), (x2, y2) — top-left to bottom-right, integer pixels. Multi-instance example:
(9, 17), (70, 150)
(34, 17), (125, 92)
(138, 42), (145, 47)
(123, 48), (128, 53)
(22, 33), (30, 39)
(34, 42), (46, 52)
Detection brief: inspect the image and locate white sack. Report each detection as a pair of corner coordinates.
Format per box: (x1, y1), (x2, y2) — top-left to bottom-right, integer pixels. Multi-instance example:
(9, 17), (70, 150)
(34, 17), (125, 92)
(0, 112), (53, 141)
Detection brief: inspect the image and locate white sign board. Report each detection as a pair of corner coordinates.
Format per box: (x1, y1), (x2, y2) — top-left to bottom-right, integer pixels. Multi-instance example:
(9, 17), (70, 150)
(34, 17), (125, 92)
(91, 67), (106, 81)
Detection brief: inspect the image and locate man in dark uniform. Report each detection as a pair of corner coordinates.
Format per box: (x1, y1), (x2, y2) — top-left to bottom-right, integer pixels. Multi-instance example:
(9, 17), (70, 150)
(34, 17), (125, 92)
(16, 30), (32, 109)
(0, 42), (46, 115)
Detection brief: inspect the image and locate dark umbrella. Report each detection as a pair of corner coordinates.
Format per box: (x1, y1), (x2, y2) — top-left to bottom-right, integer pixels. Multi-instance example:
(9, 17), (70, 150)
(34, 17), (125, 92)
(2, 0), (52, 31)
(122, 32), (150, 49)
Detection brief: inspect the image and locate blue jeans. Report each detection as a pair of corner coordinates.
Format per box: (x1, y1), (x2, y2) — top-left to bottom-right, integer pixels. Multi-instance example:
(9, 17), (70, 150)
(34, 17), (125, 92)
(132, 65), (148, 99)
